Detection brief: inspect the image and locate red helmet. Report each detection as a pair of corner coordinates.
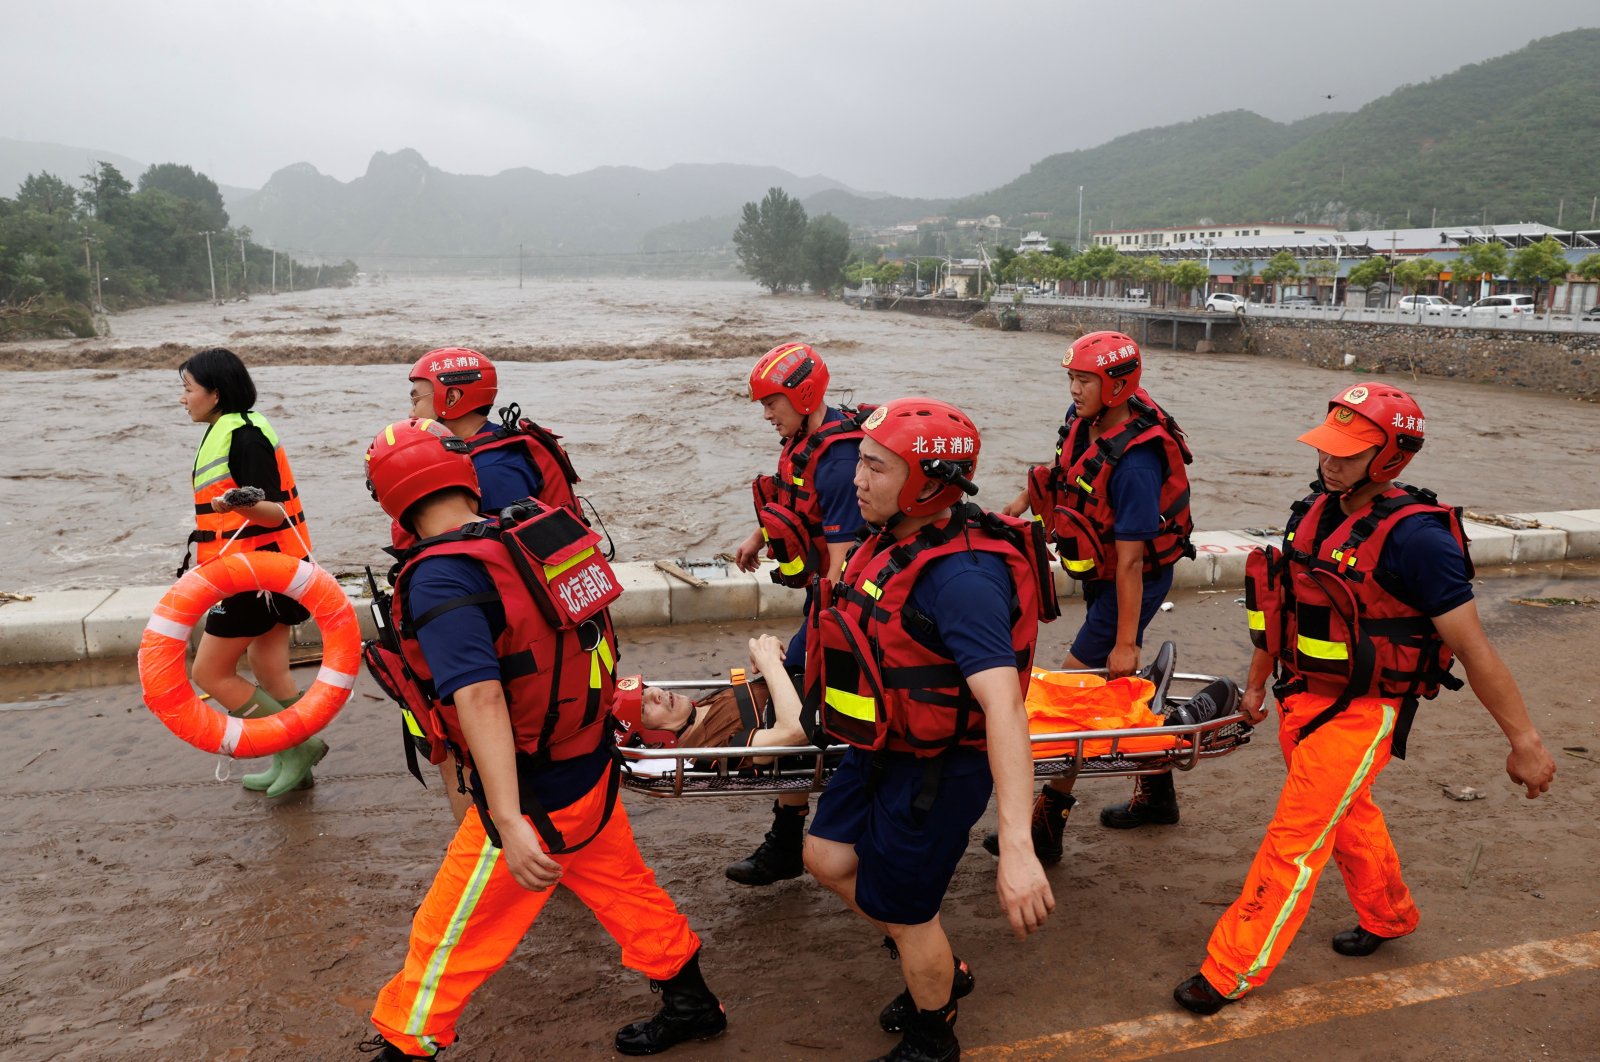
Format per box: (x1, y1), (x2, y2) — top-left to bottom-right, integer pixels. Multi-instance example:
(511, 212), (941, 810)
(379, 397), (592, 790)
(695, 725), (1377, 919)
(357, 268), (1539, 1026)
(861, 397), (981, 517)
(1062, 330), (1141, 406)
(748, 342), (829, 416)
(411, 347), (498, 420)
(365, 418), (480, 526)
(1299, 383), (1425, 483)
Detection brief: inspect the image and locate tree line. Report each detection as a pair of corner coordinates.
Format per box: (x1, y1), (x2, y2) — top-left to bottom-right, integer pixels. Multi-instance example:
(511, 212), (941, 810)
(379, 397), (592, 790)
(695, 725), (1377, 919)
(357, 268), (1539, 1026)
(731, 188), (851, 294)
(0, 162), (357, 339)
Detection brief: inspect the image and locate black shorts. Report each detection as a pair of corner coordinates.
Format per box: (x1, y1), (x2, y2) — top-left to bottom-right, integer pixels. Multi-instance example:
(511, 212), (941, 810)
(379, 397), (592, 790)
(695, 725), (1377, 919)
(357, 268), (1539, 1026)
(203, 590), (310, 639)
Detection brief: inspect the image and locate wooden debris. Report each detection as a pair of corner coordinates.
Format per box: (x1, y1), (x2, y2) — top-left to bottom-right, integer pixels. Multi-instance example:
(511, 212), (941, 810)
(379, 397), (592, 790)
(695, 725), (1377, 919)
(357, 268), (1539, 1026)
(655, 560), (708, 589)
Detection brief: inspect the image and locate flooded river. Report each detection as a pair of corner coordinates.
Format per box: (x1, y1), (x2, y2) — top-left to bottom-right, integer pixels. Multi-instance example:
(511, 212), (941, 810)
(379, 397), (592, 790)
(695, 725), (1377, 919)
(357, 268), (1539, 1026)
(4, 276), (1600, 592)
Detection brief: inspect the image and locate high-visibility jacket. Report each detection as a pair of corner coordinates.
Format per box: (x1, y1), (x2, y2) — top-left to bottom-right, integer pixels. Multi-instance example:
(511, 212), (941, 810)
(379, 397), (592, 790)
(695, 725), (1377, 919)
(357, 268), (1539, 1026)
(805, 503), (1057, 757)
(187, 411), (311, 571)
(751, 405), (871, 587)
(465, 415), (582, 516)
(1026, 390), (1194, 580)
(1244, 482), (1469, 757)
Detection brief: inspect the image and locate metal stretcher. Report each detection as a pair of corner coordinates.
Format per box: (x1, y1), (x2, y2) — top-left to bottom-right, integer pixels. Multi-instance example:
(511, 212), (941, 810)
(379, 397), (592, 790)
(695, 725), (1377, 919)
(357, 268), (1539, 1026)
(619, 646), (1252, 799)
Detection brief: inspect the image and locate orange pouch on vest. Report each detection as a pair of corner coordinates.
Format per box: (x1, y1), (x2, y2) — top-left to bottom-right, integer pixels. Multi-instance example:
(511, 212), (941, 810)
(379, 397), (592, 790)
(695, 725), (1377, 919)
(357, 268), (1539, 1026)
(501, 504), (622, 630)
(1048, 505), (1111, 581)
(1244, 546), (1285, 659)
(807, 590), (890, 751)
(752, 476), (815, 588)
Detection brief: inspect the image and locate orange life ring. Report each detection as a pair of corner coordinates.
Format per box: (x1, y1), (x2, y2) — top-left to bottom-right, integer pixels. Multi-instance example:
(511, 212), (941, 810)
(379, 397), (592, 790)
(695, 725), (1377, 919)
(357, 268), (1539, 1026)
(137, 551), (360, 756)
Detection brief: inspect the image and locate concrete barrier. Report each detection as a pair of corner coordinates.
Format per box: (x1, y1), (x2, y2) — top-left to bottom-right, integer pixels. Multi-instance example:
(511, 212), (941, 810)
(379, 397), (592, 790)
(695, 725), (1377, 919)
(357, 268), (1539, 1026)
(2, 516), (1595, 666)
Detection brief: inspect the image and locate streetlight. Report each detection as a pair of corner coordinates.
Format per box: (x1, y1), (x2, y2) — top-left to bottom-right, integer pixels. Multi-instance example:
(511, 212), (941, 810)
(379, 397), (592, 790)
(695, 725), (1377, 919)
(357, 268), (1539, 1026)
(1199, 238), (1215, 302)
(1076, 185), (1084, 252)
(1318, 236), (1343, 306)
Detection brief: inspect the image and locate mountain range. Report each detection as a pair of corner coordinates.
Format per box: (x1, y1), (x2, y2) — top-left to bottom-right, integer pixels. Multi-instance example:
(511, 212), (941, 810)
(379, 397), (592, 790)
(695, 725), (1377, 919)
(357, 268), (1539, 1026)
(4, 27), (1595, 263)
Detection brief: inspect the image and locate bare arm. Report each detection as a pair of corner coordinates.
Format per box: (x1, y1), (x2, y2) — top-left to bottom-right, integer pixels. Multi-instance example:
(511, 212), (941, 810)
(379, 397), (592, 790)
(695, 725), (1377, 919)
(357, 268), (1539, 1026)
(1431, 601), (1555, 798)
(1241, 647), (1275, 724)
(452, 679), (565, 888)
(733, 528), (765, 572)
(745, 634), (805, 748)
(213, 497), (288, 526)
(971, 666), (1055, 939)
(1002, 487), (1031, 519)
(1106, 538), (1145, 678)
(824, 539), (853, 582)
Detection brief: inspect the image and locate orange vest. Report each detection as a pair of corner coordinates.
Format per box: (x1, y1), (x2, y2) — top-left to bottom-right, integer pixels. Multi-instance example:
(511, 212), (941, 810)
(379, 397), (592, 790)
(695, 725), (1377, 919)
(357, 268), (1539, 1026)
(187, 412), (311, 572)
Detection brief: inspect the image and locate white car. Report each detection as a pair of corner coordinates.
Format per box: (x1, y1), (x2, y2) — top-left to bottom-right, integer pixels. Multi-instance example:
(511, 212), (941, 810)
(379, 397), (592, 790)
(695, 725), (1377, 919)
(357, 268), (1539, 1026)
(1397, 295), (1452, 316)
(1461, 294), (1536, 320)
(1205, 292), (1246, 313)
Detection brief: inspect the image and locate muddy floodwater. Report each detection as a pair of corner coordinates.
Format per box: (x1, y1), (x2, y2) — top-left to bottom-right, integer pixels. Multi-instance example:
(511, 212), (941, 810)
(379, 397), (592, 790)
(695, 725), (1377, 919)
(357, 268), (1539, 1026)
(4, 276), (1600, 592)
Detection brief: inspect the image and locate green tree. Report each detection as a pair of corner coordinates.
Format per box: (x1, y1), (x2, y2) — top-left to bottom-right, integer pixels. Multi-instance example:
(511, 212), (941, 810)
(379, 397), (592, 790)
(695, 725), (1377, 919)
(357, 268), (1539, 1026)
(732, 187), (808, 293)
(992, 244), (1018, 281)
(16, 172), (78, 218)
(799, 214), (850, 295)
(1233, 258), (1256, 300)
(1169, 261), (1210, 307)
(80, 162), (132, 221)
(1346, 255), (1391, 295)
(138, 163), (228, 231)
(1260, 250), (1302, 303)
(1451, 241), (1508, 300)
(1508, 237), (1571, 308)
(1576, 253), (1600, 282)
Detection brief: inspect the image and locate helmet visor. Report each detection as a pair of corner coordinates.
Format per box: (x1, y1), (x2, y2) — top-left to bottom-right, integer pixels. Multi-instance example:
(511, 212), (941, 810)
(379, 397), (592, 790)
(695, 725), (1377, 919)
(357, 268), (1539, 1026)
(1297, 407), (1386, 457)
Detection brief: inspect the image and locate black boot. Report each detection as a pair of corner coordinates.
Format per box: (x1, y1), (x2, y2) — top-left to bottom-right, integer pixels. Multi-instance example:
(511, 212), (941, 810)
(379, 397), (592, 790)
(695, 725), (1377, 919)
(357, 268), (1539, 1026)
(615, 950), (727, 1056)
(1100, 772), (1180, 829)
(1332, 925), (1400, 956)
(879, 955), (975, 1033)
(981, 788), (1074, 864)
(725, 800), (807, 886)
(872, 1001), (959, 1062)
(357, 1034), (434, 1059)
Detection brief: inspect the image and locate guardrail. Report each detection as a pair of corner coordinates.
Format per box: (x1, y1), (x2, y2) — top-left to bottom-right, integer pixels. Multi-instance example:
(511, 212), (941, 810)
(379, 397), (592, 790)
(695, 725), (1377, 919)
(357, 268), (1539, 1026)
(1014, 293), (1600, 334)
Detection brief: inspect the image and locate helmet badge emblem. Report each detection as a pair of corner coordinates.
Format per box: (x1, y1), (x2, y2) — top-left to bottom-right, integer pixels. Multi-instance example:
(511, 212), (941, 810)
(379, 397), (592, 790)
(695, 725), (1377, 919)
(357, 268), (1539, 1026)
(1343, 386), (1369, 405)
(863, 406), (888, 430)
(1334, 408), (1355, 424)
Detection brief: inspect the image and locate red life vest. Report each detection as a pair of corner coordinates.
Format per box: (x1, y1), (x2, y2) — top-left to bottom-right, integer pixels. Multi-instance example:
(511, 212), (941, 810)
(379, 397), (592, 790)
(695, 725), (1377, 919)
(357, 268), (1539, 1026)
(751, 405), (871, 588)
(1026, 390), (1194, 580)
(804, 503), (1059, 757)
(466, 412), (582, 516)
(390, 504), (622, 773)
(1243, 483), (1470, 757)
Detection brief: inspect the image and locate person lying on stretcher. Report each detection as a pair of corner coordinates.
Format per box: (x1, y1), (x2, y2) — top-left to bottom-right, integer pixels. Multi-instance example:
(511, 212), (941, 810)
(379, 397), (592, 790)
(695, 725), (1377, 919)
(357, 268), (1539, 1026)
(613, 635), (807, 765)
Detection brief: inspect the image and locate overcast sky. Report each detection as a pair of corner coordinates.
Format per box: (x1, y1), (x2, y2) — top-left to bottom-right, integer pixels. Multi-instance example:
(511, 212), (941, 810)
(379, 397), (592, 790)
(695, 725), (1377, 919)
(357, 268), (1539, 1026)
(8, 0), (1596, 199)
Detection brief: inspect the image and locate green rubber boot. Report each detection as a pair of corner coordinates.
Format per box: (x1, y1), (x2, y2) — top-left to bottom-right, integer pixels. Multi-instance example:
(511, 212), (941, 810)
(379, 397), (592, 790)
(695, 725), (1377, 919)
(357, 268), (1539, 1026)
(265, 732), (328, 798)
(237, 690), (305, 793)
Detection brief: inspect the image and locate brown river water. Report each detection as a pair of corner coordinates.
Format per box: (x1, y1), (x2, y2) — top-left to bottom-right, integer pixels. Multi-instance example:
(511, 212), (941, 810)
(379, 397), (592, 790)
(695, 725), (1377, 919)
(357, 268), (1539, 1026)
(4, 275), (1600, 593)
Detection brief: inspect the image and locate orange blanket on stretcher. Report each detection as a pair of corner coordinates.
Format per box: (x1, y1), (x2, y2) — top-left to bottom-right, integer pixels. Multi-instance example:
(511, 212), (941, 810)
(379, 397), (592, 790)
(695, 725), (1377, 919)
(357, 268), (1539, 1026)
(1025, 671), (1177, 759)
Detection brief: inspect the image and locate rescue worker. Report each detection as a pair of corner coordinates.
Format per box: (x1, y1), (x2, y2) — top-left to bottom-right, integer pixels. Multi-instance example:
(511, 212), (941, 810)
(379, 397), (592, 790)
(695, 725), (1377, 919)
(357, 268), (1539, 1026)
(360, 420), (724, 1059)
(177, 347), (324, 797)
(407, 346), (581, 517)
(803, 398), (1057, 1062)
(1173, 383), (1557, 1015)
(728, 342), (867, 886)
(985, 330), (1194, 864)
(407, 346), (584, 822)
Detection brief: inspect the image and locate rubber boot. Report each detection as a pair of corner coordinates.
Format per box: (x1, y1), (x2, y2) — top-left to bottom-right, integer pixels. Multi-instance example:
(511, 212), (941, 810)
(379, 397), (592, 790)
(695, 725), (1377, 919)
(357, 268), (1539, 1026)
(724, 800), (807, 886)
(356, 1033), (435, 1059)
(239, 689), (300, 792)
(1099, 772), (1179, 829)
(872, 1000), (959, 1062)
(265, 732), (329, 797)
(614, 950), (727, 1055)
(981, 788), (1075, 865)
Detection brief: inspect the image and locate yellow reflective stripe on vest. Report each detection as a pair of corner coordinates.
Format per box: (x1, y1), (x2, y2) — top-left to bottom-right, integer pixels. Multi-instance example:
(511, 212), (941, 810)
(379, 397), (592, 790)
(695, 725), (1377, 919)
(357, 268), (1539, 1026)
(402, 708), (426, 738)
(590, 636), (616, 688)
(1075, 476), (1095, 493)
(825, 686), (877, 722)
(193, 412), (285, 491)
(1062, 556), (1095, 573)
(860, 579), (883, 600)
(778, 555), (805, 576)
(1297, 634), (1349, 661)
(1247, 610), (1265, 632)
(543, 546), (596, 581)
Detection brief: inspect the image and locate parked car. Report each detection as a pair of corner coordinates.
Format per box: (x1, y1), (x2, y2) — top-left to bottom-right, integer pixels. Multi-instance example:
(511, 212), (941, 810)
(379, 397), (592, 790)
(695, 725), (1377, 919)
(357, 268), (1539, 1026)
(1127, 288), (1148, 300)
(937, 287), (959, 298)
(1397, 295), (1453, 316)
(1205, 292), (1246, 313)
(1462, 294), (1536, 320)
(1582, 305), (1600, 319)
(1280, 295), (1321, 307)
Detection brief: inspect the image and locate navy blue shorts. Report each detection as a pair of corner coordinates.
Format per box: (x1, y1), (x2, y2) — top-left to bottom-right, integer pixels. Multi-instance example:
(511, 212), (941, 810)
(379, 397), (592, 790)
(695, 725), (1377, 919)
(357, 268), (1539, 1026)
(1069, 565), (1174, 667)
(809, 746), (993, 927)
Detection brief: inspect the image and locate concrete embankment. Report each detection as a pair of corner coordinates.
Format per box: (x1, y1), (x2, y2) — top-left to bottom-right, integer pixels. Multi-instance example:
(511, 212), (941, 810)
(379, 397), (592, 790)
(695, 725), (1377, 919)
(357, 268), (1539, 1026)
(4, 513), (1599, 666)
(942, 300), (1600, 401)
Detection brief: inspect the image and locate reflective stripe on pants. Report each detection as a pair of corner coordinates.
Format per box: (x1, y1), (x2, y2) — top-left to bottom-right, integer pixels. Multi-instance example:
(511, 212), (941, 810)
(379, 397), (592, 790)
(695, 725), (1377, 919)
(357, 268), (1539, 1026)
(1199, 691), (1420, 1000)
(370, 777), (700, 1056)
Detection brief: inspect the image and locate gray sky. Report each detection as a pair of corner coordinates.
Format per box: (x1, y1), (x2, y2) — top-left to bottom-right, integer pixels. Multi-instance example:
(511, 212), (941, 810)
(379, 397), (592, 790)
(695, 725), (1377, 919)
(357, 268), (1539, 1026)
(9, 0), (1597, 199)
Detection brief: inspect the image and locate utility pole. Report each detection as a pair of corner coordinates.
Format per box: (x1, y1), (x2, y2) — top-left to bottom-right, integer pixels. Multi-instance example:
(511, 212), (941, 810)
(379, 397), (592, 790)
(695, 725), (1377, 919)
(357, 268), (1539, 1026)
(237, 231), (249, 296)
(199, 231), (219, 304)
(1557, 198), (1564, 227)
(271, 250), (277, 295)
(1076, 185), (1084, 252)
(519, 243), (524, 289)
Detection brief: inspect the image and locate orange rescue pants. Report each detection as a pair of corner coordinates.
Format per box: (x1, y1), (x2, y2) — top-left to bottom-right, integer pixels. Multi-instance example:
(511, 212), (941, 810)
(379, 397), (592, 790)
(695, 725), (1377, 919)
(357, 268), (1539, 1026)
(371, 774), (700, 1056)
(1200, 691), (1420, 1000)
